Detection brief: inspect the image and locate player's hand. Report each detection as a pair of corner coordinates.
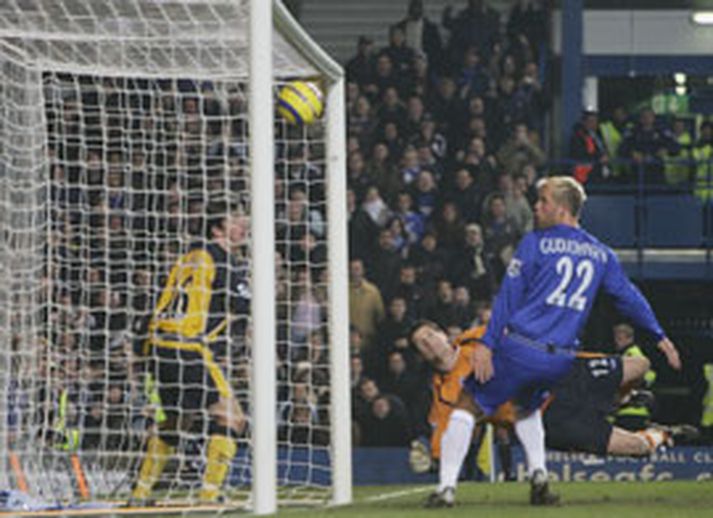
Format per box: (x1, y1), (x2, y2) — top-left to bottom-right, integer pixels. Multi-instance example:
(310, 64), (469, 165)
(472, 344), (494, 383)
(408, 439), (432, 474)
(657, 337), (681, 370)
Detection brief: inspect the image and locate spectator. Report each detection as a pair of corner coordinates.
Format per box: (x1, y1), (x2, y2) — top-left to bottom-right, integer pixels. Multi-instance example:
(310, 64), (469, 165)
(619, 107), (680, 185)
(448, 167), (484, 224)
(701, 363), (713, 443)
(433, 200), (466, 252)
(366, 142), (402, 202)
(569, 109), (611, 185)
(382, 120), (406, 160)
(692, 121), (713, 201)
(349, 95), (377, 150)
(411, 51), (436, 99)
(394, 190), (426, 245)
(416, 141), (444, 182)
(400, 145), (422, 186)
(346, 36), (376, 88)
(347, 188), (379, 261)
(456, 47), (492, 99)
(481, 192), (519, 278)
(403, 95), (426, 140)
(378, 296), (413, 356)
(426, 279), (463, 329)
(410, 169), (439, 219)
(430, 77), (463, 139)
(665, 117), (693, 187)
(513, 61), (547, 131)
(612, 323), (656, 432)
(507, 0), (548, 58)
(367, 228), (403, 302)
(410, 231), (450, 291)
(287, 186), (325, 238)
(393, 262), (427, 320)
(380, 350), (428, 433)
(496, 122), (546, 176)
(395, 0), (443, 72)
(385, 216), (410, 258)
(353, 376), (381, 423)
(360, 395), (412, 447)
(361, 185), (392, 229)
(289, 268), (324, 345)
(350, 354), (365, 391)
(450, 222), (496, 301)
(418, 113), (448, 162)
(376, 87), (408, 131)
(347, 150), (372, 200)
(372, 53), (405, 101)
(381, 25), (415, 77)
(462, 137), (499, 194)
(442, 0), (501, 64)
(348, 258), (385, 351)
(499, 173), (533, 235)
(600, 105), (632, 179)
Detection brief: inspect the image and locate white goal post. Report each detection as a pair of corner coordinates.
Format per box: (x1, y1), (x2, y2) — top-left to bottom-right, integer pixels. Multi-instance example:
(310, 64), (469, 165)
(0, 0), (350, 514)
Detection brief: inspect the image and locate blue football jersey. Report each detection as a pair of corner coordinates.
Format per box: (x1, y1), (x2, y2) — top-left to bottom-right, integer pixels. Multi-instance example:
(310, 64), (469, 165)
(481, 224), (665, 351)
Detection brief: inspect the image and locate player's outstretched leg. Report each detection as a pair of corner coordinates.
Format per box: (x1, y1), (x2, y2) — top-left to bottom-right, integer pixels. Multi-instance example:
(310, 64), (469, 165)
(529, 469), (560, 506)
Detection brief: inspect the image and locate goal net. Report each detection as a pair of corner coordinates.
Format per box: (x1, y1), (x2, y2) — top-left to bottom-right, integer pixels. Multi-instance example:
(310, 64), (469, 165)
(0, 0), (349, 513)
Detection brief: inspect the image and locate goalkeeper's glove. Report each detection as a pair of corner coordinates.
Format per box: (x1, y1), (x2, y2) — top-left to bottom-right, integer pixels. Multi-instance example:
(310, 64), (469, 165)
(409, 439), (433, 474)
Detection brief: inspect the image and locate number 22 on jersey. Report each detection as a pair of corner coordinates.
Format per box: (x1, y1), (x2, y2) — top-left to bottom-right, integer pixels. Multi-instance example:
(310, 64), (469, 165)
(545, 256), (594, 312)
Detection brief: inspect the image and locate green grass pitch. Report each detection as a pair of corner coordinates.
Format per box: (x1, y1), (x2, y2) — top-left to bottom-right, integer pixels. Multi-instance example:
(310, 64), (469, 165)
(276, 482), (713, 518)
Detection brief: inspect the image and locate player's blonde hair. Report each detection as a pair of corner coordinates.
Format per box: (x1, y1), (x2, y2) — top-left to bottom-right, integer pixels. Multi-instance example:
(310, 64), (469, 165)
(537, 176), (587, 218)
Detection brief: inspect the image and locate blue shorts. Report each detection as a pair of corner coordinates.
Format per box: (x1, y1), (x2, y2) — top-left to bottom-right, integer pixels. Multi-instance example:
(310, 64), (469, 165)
(463, 335), (575, 415)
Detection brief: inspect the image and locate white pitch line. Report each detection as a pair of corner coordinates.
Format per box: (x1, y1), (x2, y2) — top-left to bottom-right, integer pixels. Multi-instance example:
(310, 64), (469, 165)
(363, 486), (432, 503)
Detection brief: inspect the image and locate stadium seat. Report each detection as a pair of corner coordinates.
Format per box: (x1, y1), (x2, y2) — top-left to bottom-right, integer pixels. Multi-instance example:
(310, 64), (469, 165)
(643, 195), (704, 247)
(581, 195), (636, 247)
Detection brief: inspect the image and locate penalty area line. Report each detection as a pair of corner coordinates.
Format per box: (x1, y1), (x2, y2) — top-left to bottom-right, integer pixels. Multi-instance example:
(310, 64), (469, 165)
(362, 486), (432, 503)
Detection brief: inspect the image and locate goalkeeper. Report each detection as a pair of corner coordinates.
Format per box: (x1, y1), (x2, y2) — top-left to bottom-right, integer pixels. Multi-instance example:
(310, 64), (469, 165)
(131, 199), (248, 503)
(409, 320), (681, 508)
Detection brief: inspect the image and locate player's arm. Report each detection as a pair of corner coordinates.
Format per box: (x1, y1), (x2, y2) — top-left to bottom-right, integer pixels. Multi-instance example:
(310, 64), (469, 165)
(601, 251), (681, 370)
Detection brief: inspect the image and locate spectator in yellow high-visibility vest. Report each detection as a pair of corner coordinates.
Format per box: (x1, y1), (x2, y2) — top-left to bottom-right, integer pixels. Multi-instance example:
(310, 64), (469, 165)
(599, 106), (631, 179)
(664, 118), (693, 187)
(692, 121), (713, 202)
(701, 364), (713, 443)
(612, 323), (656, 431)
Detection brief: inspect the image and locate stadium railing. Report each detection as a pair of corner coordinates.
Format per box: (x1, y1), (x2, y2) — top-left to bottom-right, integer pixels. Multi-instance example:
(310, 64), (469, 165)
(546, 157), (713, 279)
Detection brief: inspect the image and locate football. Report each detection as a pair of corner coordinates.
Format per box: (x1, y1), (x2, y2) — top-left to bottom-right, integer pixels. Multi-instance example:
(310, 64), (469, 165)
(276, 80), (324, 125)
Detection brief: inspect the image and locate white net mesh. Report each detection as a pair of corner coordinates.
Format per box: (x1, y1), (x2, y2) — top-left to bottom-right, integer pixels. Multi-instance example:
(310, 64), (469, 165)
(0, 0), (335, 511)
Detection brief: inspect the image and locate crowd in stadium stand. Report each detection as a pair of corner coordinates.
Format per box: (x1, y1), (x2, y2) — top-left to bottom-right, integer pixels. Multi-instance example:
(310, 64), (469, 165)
(38, 71), (337, 450)
(346, 0), (551, 446)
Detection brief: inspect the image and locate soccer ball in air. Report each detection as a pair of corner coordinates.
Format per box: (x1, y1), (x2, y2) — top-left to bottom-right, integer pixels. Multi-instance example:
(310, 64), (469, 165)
(276, 80), (324, 126)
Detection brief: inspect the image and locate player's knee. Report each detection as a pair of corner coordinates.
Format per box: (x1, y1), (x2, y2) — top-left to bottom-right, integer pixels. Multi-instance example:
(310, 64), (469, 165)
(454, 391), (483, 420)
(210, 397), (245, 434)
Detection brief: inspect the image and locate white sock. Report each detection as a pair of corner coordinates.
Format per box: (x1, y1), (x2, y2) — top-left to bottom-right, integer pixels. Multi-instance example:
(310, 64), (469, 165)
(438, 409), (475, 492)
(514, 409), (547, 477)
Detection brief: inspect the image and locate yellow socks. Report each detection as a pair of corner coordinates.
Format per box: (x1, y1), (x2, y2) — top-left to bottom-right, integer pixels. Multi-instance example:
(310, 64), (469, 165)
(132, 435), (175, 500)
(199, 435), (237, 502)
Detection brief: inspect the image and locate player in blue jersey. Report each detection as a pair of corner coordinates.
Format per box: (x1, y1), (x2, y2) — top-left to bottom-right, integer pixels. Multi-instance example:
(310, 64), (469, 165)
(427, 176), (680, 506)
